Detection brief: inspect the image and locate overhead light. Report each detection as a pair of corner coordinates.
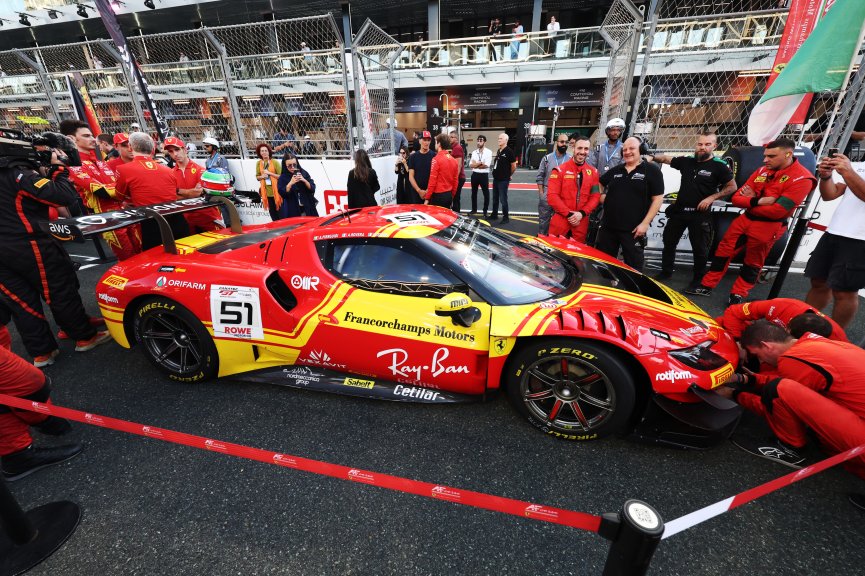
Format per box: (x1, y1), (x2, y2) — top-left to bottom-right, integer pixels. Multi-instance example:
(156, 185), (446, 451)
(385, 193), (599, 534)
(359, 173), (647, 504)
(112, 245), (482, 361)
(18, 13), (32, 26)
(144, 0), (156, 9)
(48, 10), (60, 19)
(284, 93), (303, 99)
(242, 96), (261, 101)
(206, 97), (224, 102)
(173, 99), (190, 104)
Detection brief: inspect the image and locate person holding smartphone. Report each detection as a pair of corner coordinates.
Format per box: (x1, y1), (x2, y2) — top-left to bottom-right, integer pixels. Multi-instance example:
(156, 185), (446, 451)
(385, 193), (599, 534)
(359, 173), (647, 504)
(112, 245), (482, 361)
(277, 154), (318, 217)
(804, 148), (865, 329)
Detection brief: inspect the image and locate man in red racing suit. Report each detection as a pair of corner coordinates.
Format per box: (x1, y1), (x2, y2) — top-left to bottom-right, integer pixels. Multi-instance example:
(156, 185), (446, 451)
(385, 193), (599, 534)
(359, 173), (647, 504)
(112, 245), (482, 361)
(724, 321), (865, 479)
(64, 121), (140, 260)
(688, 138), (816, 305)
(719, 297), (847, 342)
(546, 136), (601, 243)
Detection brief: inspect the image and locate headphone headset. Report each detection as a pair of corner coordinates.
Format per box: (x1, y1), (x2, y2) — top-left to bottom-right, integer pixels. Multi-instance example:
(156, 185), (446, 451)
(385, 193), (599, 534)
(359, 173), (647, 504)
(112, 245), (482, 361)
(630, 135), (650, 156)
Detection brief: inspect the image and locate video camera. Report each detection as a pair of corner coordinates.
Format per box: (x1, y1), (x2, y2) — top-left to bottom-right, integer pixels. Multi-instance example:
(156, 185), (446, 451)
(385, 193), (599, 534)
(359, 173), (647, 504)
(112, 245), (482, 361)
(0, 127), (80, 170)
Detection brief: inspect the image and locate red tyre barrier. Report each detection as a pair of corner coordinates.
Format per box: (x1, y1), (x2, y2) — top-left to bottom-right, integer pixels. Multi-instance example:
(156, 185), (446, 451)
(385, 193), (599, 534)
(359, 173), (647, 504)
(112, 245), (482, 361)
(0, 394), (601, 533)
(662, 443), (865, 539)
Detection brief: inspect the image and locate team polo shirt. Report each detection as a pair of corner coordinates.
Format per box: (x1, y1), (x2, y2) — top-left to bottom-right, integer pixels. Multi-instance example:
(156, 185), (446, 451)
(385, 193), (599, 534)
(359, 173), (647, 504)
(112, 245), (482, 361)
(115, 156), (178, 207)
(599, 160), (664, 231)
(173, 160), (204, 190)
(670, 156), (734, 208)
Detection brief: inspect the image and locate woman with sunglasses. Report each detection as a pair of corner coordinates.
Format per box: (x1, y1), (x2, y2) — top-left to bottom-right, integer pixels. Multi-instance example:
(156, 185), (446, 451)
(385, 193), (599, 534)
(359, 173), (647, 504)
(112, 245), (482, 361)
(394, 146), (417, 204)
(347, 149), (380, 209)
(277, 154), (319, 218)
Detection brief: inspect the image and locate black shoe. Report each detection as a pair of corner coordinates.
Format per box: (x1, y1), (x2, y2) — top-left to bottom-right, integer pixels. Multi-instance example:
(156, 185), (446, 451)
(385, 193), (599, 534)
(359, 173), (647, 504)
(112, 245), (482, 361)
(728, 294), (745, 306)
(33, 416), (72, 436)
(488, 213), (498, 220)
(731, 436), (807, 469)
(684, 284), (712, 297)
(468, 210), (477, 216)
(685, 281), (702, 293)
(653, 271), (673, 281)
(2, 443), (83, 481)
(849, 493), (865, 511)
(500, 217), (510, 224)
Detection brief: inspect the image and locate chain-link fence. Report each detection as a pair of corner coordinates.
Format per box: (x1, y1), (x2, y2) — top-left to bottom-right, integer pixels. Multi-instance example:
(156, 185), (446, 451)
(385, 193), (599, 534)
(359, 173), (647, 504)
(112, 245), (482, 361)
(598, 0), (644, 133)
(352, 19), (403, 156)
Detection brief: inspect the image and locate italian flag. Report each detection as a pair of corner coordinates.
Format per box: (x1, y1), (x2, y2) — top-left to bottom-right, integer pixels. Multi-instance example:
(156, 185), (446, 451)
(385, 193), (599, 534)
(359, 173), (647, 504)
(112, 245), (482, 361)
(747, 0), (865, 145)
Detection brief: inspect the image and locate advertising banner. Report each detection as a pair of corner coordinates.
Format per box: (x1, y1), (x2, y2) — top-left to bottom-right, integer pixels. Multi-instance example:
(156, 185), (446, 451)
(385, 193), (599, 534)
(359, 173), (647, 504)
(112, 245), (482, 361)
(538, 85), (604, 108)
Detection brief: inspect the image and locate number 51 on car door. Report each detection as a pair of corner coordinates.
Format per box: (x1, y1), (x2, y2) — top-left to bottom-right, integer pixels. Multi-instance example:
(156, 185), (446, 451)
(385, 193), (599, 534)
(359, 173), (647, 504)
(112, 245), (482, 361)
(210, 285), (264, 340)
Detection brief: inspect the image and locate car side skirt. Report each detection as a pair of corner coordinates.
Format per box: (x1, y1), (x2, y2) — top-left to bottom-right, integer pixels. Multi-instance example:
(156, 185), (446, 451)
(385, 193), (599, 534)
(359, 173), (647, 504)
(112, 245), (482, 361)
(236, 365), (481, 404)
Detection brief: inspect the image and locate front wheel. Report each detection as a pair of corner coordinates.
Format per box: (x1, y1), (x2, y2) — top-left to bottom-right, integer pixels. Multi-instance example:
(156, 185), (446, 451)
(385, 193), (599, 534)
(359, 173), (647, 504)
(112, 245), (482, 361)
(506, 339), (636, 441)
(134, 297), (219, 383)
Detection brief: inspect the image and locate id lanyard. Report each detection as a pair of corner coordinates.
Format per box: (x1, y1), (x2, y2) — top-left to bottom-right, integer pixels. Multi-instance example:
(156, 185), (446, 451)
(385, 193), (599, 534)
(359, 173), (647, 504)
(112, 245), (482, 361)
(603, 141), (621, 171)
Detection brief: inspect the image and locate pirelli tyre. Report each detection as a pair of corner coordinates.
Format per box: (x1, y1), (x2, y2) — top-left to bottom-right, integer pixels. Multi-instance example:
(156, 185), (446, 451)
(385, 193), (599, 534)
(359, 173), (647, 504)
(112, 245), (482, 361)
(506, 339), (635, 441)
(134, 297), (219, 383)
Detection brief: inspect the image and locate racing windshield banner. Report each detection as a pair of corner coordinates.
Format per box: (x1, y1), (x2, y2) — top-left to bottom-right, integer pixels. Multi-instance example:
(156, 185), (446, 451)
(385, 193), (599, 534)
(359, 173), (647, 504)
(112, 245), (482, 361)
(94, 0), (166, 140)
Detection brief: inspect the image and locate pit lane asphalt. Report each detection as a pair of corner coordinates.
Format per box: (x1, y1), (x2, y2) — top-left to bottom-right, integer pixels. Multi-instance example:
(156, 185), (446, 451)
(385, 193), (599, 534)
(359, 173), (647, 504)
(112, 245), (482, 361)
(7, 203), (865, 575)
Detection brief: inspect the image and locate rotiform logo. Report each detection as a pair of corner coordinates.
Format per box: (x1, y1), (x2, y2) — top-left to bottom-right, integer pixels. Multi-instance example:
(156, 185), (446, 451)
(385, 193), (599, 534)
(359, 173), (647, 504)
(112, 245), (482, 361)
(656, 369), (695, 382)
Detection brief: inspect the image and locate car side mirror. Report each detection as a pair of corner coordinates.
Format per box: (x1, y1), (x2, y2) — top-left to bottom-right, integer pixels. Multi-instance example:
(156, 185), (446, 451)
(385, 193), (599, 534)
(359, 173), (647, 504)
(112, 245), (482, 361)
(435, 293), (481, 328)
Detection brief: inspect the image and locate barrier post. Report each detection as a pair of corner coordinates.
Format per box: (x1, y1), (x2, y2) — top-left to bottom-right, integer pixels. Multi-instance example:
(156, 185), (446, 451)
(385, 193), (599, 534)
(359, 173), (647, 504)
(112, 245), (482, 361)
(599, 499), (664, 576)
(0, 477), (81, 574)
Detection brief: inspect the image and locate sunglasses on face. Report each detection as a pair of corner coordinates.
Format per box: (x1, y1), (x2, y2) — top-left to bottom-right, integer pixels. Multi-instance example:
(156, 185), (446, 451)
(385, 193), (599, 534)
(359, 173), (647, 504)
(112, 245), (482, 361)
(286, 163), (297, 168)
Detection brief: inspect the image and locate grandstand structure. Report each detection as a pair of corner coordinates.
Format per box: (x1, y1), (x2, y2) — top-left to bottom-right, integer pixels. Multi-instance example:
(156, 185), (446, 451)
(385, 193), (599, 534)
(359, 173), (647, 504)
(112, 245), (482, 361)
(0, 1), (852, 159)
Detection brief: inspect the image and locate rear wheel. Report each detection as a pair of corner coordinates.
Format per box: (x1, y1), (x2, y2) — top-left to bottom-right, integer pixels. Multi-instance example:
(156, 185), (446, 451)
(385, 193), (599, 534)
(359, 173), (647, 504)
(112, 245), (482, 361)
(506, 339), (635, 440)
(134, 297), (218, 383)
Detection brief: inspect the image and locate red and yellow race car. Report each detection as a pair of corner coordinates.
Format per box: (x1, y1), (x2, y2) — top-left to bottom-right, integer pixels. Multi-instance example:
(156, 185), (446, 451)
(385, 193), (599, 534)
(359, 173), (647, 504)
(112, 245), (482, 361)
(48, 200), (741, 448)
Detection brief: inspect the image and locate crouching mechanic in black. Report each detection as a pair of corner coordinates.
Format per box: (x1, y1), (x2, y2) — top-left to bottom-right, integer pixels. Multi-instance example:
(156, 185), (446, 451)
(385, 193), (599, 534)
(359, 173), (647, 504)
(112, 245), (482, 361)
(0, 130), (110, 367)
(596, 137), (664, 271)
(652, 132), (736, 290)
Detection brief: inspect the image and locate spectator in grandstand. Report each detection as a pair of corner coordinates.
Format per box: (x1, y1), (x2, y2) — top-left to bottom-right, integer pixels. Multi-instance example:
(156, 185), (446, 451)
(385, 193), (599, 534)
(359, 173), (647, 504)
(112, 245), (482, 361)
(535, 132), (572, 235)
(448, 128), (466, 212)
(277, 154), (318, 218)
(408, 131), (434, 203)
(255, 143), (282, 221)
(202, 137), (228, 171)
(0, 322), (83, 481)
(62, 119), (140, 261)
(302, 135), (318, 157)
(804, 151), (865, 330)
(510, 19), (524, 59)
(651, 132), (736, 289)
(547, 136), (601, 243)
(547, 15), (560, 32)
(165, 136), (222, 233)
(490, 132), (517, 224)
(469, 135), (492, 217)
(596, 137), (664, 271)
(301, 42), (314, 72)
(106, 133), (133, 171)
(687, 138), (816, 306)
(272, 128), (297, 156)
(395, 146), (416, 204)
(546, 16), (560, 53)
(347, 149), (380, 209)
(97, 133), (117, 161)
(425, 134), (459, 209)
(130, 122), (141, 133)
(488, 18), (502, 62)
(720, 320), (865, 479)
(116, 132), (189, 250)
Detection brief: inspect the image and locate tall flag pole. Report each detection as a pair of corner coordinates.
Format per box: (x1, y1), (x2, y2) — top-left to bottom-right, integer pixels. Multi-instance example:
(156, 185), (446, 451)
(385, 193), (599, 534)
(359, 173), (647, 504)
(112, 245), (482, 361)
(66, 72), (102, 136)
(748, 0), (865, 145)
(93, 0), (166, 140)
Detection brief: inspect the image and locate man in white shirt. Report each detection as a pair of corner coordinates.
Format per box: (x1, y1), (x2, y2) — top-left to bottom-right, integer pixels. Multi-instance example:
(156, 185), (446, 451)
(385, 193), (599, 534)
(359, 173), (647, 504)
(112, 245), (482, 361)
(805, 152), (865, 329)
(547, 16), (560, 32)
(469, 135), (493, 217)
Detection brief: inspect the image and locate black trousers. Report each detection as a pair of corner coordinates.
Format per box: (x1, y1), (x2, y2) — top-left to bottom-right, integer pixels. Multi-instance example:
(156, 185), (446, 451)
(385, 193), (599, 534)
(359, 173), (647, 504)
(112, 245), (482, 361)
(596, 227), (648, 272)
(470, 172), (489, 214)
(0, 238), (96, 356)
(661, 210), (714, 281)
(451, 177), (465, 212)
(428, 191), (453, 208)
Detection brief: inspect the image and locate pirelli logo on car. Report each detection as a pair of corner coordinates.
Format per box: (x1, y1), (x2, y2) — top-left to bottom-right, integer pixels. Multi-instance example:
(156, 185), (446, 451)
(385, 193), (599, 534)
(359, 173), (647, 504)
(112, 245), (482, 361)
(343, 377), (375, 389)
(710, 364), (735, 387)
(102, 274), (129, 290)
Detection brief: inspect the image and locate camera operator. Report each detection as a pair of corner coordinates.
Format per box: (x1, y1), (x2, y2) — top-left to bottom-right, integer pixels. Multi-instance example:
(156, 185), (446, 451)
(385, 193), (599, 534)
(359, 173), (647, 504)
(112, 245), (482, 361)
(0, 128), (111, 367)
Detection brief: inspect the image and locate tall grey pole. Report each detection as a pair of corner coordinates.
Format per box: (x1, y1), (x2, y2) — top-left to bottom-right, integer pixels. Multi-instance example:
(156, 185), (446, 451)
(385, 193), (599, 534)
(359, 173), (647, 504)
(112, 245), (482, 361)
(98, 40), (148, 130)
(630, 0), (663, 135)
(202, 29), (250, 158)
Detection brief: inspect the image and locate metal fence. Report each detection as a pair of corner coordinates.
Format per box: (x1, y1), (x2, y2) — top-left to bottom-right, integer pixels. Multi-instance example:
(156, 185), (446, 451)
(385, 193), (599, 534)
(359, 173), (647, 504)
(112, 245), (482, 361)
(352, 19), (403, 156)
(598, 0), (644, 134)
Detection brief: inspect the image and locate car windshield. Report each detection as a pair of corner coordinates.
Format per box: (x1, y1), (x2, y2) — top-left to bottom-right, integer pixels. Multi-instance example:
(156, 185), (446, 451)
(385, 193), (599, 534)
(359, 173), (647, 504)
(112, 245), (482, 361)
(422, 216), (577, 305)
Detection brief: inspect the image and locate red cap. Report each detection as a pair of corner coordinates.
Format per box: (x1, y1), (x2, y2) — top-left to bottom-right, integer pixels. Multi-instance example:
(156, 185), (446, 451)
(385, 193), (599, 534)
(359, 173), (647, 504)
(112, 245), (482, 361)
(421, 131), (432, 139)
(163, 136), (185, 149)
(113, 132), (129, 145)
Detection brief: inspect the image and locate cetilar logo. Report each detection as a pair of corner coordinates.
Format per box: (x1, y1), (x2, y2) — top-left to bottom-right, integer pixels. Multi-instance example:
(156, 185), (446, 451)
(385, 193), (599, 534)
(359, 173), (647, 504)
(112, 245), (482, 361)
(656, 369), (696, 382)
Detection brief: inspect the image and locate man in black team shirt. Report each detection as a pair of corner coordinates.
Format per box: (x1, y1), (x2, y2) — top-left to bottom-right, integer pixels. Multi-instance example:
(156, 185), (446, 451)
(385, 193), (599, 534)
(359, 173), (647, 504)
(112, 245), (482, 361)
(597, 137), (665, 272)
(652, 132), (736, 289)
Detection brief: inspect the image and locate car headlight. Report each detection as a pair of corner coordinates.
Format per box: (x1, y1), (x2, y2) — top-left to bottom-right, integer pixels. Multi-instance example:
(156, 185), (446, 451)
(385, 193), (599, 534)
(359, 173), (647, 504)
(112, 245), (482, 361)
(668, 340), (728, 371)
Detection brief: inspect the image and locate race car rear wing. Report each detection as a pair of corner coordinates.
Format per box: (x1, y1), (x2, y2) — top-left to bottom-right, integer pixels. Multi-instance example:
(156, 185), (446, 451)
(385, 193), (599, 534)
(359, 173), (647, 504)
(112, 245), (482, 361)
(40, 196), (243, 255)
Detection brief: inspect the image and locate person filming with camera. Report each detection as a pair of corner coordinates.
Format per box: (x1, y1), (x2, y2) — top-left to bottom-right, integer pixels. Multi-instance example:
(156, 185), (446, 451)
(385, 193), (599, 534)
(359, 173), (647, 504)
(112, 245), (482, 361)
(0, 128), (110, 368)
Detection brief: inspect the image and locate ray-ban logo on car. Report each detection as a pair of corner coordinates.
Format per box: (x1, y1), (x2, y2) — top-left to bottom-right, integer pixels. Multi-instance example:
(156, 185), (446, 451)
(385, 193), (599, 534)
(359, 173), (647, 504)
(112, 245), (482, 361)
(291, 275), (319, 290)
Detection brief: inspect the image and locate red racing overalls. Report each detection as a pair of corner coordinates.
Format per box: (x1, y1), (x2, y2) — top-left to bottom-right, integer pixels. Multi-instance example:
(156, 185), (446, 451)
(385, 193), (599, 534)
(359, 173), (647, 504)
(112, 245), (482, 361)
(701, 159), (815, 298)
(546, 159), (601, 242)
(719, 298), (847, 342)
